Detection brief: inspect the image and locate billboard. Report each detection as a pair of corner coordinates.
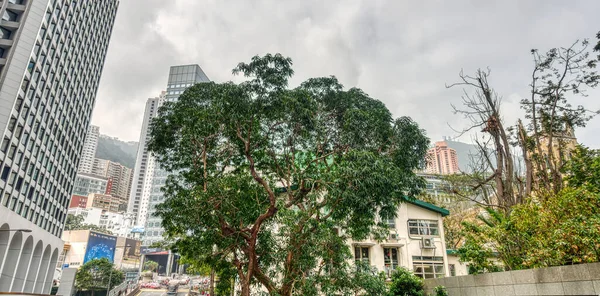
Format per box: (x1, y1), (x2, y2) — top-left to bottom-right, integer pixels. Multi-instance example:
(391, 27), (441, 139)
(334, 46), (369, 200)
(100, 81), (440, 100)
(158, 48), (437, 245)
(83, 231), (117, 264)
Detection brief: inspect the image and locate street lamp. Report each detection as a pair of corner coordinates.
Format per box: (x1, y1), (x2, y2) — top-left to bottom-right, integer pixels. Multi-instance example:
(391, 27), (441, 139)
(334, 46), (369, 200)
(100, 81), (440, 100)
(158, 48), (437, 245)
(0, 229), (32, 232)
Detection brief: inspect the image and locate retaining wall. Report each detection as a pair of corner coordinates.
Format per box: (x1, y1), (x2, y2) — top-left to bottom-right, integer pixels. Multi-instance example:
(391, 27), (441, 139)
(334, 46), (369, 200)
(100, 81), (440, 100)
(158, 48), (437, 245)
(423, 262), (600, 295)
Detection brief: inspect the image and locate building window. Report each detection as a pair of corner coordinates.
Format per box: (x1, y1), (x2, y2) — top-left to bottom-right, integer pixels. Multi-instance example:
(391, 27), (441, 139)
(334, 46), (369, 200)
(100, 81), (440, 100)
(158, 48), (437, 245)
(449, 264), (456, 276)
(383, 247), (399, 277)
(408, 220), (439, 236)
(412, 256), (445, 279)
(354, 246), (370, 265)
(383, 214), (395, 228)
(2, 10), (19, 22)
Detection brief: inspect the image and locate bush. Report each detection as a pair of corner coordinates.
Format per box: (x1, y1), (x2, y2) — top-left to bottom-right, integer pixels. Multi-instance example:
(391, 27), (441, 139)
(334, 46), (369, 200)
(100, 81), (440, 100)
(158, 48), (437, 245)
(387, 267), (424, 296)
(433, 285), (448, 296)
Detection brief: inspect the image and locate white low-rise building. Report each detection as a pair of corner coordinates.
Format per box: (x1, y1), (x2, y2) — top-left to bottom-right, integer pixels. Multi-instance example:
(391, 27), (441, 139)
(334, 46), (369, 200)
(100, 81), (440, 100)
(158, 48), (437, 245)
(67, 208), (134, 237)
(350, 199), (450, 279)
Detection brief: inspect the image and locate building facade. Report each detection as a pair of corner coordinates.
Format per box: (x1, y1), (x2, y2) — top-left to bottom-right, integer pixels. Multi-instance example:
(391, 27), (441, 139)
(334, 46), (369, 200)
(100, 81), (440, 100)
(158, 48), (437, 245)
(92, 158), (132, 200)
(86, 193), (123, 213)
(350, 200), (450, 279)
(72, 173), (107, 197)
(426, 141), (460, 175)
(142, 65), (209, 245)
(127, 93), (163, 227)
(67, 208), (133, 238)
(0, 0), (118, 293)
(77, 125), (99, 174)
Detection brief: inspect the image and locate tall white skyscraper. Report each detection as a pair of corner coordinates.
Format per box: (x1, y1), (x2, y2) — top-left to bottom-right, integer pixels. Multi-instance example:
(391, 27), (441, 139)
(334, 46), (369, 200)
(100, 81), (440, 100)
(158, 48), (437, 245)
(128, 65), (209, 245)
(78, 125), (99, 174)
(128, 92), (164, 227)
(0, 0), (119, 293)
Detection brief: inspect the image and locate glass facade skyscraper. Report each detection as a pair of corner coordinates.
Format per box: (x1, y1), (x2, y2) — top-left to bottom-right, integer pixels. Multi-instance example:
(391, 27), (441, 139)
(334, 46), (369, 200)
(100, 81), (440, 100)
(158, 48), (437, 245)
(0, 0), (119, 293)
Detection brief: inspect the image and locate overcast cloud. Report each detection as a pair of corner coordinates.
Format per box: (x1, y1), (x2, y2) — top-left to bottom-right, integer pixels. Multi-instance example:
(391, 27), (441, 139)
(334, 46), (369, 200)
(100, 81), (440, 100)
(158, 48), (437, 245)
(92, 0), (600, 148)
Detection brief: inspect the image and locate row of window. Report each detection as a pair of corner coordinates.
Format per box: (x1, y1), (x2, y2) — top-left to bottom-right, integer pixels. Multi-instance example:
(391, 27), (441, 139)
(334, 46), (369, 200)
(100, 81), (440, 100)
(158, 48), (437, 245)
(355, 246), (445, 279)
(167, 83), (194, 89)
(381, 219), (440, 237)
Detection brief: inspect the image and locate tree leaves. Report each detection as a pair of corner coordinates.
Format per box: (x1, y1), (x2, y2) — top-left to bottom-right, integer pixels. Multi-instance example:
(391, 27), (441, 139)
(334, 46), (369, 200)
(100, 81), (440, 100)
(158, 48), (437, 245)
(148, 53), (429, 295)
(75, 258), (124, 291)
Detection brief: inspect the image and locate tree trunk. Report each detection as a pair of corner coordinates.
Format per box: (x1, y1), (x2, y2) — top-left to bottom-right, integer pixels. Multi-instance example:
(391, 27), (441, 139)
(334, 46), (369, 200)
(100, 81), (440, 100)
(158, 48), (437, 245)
(240, 284), (251, 296)
(210, 268), (215, 296)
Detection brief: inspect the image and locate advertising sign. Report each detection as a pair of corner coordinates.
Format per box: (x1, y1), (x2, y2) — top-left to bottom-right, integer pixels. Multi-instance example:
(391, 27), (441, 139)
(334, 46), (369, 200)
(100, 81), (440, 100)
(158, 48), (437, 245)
(125, 272), (139, 282)
(140, 246), (163, 255)
(83, 231), (117, 264)
(131, 226), (145, 233)
(125, 238), (141, 257)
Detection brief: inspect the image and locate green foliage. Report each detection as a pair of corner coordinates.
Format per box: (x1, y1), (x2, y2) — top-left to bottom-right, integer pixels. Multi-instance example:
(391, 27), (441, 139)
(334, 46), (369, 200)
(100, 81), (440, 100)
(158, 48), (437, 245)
(75, 258), (123, 291)
(433, 286), (448, 296)
(459, 146), (600, 271)
(563, 146), (600, 192)
(143, 260), (158, 272)
(147, 53), (429, 295)
(387, 267), (424, 296)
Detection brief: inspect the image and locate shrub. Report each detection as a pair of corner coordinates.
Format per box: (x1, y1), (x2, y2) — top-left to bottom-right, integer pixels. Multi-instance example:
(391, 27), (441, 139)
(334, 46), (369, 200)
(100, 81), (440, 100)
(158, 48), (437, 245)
(387, 267), (424, 296)
(433, 285), (448, 296)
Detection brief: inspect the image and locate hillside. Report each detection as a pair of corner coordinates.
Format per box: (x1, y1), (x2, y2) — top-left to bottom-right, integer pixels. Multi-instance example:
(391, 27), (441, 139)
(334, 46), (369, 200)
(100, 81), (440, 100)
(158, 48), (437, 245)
(95, 135), (138, 169)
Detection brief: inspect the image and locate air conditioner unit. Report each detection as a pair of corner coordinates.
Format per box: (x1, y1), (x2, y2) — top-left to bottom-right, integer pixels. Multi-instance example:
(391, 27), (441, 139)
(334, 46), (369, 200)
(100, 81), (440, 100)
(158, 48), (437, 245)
(421, 237), (436, 249)
(389, 233), (399, 240)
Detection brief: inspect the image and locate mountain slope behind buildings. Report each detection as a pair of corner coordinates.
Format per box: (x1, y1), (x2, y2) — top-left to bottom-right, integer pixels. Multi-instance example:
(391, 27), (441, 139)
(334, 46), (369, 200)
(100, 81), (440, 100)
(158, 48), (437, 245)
(95, 135), (138, 169)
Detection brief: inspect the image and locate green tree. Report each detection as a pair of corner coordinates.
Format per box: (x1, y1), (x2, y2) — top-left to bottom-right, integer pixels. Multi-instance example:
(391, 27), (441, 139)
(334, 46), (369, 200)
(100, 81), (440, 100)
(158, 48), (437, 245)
(75, 258), (123, 295)
(148, 53), (429, 296)
(143, 260), (159, 272)
(387, 268), (424, 296)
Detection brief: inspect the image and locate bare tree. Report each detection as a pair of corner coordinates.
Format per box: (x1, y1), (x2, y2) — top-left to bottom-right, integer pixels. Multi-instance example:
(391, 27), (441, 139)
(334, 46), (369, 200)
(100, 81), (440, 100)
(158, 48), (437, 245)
(447, 69), (523, 211)
(521, 39), (599, 195)
(448, 36), (600, 211)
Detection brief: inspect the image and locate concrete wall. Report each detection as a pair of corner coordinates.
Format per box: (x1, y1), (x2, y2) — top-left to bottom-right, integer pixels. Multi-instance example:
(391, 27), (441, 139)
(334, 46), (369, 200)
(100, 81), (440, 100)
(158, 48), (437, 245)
(424, 262), (600, 295)
(0, 209), (63, 294)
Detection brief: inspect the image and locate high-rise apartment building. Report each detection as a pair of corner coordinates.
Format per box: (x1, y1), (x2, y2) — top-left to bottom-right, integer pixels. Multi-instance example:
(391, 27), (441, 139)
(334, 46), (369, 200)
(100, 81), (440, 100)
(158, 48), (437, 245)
(129, 65), (209, 245)
(92, 158), (132, 201)
(426, 141), (460, 175)
(78, 125), (99, 174)
(0, 0), (119, 293)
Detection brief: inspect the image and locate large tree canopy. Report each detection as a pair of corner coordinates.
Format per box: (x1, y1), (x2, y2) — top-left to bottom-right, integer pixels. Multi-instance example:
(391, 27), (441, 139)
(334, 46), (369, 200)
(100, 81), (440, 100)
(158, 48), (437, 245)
(148, 53), (429, 296)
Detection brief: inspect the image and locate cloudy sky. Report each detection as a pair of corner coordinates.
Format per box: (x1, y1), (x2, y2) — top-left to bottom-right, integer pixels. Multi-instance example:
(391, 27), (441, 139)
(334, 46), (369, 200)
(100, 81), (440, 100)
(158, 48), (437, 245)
(92, 0), (600, 148)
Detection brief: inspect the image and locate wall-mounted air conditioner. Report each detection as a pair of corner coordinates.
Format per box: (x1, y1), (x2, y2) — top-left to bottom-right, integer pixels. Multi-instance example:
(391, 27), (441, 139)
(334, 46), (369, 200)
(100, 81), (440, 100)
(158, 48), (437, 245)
(421, 237), (436, 249)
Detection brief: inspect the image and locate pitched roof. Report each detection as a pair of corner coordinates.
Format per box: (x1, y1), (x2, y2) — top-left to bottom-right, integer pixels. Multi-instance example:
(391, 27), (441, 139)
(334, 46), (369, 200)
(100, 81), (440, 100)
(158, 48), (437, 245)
(402, 196), (450, 217)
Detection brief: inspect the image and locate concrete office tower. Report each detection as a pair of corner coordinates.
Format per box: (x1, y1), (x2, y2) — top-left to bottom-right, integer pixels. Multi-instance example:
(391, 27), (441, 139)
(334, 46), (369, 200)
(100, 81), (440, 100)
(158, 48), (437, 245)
(426, 141), (460, 175)
(142, 65), (209, 246)
(78, 125), (99, 174)
(127, 92), (164, 227)
(0, 0), (119, 293)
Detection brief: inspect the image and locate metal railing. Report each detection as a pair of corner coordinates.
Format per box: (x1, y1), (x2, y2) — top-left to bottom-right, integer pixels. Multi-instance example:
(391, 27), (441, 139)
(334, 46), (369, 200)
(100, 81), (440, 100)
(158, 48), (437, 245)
(108, 282), (138, 296)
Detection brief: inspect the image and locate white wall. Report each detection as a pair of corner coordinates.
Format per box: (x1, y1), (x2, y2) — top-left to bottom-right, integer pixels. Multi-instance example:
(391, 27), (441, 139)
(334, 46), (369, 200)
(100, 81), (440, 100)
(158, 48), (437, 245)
(447, 254), (469, 276)
(67, 208), (131, 237)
